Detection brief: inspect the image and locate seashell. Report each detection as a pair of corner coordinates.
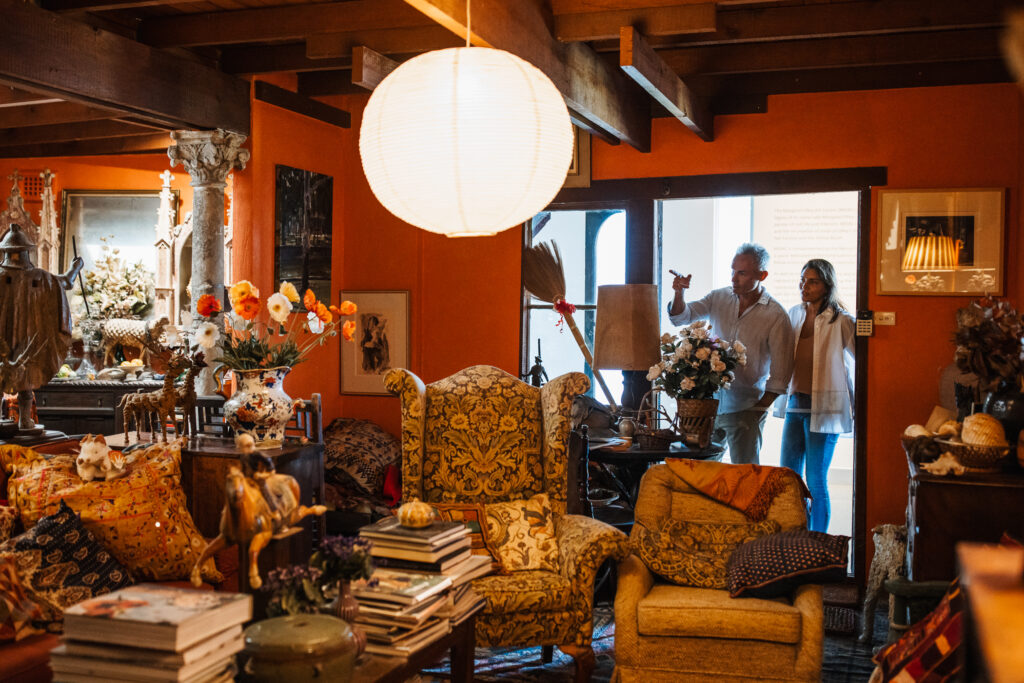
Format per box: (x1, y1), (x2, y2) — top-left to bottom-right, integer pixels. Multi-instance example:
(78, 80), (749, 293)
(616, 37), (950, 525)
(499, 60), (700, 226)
(397, 498), (435, 528)
(935, 420), (961, 438)
(961, 413), (1008, 447)
(903, 424), (931, 439)
(922, 452), (966, 476)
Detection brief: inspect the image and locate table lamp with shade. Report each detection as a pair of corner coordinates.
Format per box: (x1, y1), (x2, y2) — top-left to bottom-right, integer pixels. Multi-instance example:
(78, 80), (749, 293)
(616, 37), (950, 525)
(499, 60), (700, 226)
(593, 284), (661, 416)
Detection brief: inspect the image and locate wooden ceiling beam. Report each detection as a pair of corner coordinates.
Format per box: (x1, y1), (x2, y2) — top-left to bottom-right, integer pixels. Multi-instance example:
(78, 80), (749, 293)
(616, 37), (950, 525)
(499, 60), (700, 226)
(551, 0), (700, 12)
(253, 81), (351, 128)
(352, 47), (399, 91)
(40, 0), (193, 11)
(306, 25), (460, 59)
(0, 119), (159, 147)
(555, 3), (715, 42)
(0, 86), (62, 108)
(0, 101), (120, 128)
(620, 27), (711, 141)
(0, 132), (173, 159)
(1, 2), (249, 134)
(138, 0), (430, 49)
(662, 28), (1003, 77)
(403, 0), (650, 151)
(297, 71), (367, 98)
(221, 44), (353, 75)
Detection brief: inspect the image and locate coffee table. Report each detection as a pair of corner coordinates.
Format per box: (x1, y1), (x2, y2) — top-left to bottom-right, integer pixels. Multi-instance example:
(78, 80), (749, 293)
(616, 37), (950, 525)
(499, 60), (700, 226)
(352, 604), (483, 683)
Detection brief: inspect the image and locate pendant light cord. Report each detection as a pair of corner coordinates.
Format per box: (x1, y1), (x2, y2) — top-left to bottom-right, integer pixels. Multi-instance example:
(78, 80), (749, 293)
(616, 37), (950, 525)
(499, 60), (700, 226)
(466, 0), (471, 47)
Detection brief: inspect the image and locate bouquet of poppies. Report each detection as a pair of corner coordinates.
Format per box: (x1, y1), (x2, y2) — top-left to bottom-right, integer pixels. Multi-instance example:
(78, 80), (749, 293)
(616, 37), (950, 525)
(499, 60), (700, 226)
(190, 280), (357, 371)
(646, 321), (747, 400)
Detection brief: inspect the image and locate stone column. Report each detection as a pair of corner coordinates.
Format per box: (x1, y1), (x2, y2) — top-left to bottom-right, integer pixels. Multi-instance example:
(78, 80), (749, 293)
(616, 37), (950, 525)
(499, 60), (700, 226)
(168, 129), (249, 394)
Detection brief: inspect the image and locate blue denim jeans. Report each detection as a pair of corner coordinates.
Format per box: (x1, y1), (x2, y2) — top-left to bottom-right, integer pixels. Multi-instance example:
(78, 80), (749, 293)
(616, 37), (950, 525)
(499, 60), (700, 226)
(781, 393), (839, 533)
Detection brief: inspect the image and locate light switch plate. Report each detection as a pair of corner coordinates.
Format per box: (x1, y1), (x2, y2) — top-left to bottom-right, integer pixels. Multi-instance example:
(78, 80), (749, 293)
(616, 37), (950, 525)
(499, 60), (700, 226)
(874, 311), (896, 326)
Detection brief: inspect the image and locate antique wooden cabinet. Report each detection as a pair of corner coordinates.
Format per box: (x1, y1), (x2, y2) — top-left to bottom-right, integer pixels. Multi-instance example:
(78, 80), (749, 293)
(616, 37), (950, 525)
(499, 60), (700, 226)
(33, 380), (162, 436)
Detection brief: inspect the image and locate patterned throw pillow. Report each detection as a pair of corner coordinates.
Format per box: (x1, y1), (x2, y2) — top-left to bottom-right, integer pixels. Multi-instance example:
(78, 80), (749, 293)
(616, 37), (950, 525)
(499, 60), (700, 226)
(0, 500), (133, 634)
(1, 442), (221, 583)
(632, 519), (781, 588)
(0, 555), (46, 641)
(324, 418), (400, 497)
(872, 579), (963, 682)
(0, 505), (16, 543)
(432, 502), (502, 570)
(727, 528), (850, 598)
(484, 493), (559, 573)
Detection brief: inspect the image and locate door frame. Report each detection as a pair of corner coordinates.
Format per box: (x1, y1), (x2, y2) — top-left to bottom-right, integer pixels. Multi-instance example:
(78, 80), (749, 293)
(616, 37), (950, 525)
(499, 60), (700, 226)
(536, 166), (888, 583)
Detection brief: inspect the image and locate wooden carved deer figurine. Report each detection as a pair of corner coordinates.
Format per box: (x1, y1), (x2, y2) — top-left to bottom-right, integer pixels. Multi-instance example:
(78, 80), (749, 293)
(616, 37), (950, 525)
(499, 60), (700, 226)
(174, 351), (207, 438)
(119, 351), (191, 442)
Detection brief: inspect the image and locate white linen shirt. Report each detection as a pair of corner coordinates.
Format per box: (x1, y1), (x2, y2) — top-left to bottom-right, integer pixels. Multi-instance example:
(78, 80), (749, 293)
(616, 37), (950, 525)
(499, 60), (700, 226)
(668, 287), (794, 415)
(773, 304), (856, 434)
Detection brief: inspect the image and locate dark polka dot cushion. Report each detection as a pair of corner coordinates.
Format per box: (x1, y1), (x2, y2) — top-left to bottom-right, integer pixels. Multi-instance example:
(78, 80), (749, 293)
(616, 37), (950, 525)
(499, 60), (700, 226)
(727, 529), (850, 598)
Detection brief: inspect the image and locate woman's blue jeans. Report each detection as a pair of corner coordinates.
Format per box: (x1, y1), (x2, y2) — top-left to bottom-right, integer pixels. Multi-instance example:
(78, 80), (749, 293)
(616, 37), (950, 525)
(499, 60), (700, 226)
(781, 393), (839, 533)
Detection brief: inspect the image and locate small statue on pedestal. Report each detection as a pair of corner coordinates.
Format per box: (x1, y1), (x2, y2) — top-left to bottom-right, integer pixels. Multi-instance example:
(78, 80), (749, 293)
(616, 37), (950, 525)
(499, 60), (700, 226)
(0, 224), (83, 439)
(522, 339), (549, 387)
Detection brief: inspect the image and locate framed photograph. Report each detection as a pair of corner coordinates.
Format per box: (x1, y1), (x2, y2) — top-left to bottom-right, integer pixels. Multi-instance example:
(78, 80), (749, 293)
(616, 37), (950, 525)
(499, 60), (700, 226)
(275, 165), (333, 304)
(562, 126), (591, 189)
(60, 189), (177, 274)
(339, 290), (410, 395)
(876, 188), (1005, 296)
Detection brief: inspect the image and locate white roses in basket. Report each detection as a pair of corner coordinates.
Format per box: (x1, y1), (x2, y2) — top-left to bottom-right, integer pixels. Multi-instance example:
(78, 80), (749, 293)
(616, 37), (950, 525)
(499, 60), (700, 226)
(647, 321), (747, 400)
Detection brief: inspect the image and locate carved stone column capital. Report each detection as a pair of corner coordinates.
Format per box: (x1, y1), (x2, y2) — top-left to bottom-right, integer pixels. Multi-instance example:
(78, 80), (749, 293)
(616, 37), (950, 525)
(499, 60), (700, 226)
(168, 129), (250, 188)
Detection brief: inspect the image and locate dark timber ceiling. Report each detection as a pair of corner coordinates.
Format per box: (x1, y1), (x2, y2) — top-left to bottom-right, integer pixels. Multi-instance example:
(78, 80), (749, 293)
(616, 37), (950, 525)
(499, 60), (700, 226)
(0, 0), (1020, 157)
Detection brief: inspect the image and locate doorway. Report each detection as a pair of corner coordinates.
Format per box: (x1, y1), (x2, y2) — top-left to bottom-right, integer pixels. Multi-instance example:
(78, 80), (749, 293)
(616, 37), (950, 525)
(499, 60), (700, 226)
(658, 191), (860, 542)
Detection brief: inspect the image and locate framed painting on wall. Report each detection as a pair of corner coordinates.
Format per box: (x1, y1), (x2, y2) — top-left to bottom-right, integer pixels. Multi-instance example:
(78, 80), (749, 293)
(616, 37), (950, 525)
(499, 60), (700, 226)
(275, 165), (333, 304)
(339, 290), (410, 395)
(876, 188), (1005, 296)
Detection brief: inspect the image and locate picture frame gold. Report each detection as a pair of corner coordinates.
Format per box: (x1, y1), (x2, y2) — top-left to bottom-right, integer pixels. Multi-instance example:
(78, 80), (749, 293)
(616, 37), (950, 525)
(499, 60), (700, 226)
(876, 188), (1005, 296)
(338, 290), (410, 395)
(563, 126), (591, 189)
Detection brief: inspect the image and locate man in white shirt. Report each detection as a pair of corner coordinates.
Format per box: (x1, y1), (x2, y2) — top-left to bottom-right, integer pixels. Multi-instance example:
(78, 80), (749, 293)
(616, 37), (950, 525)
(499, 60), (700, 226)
(668, 243), (794, 464)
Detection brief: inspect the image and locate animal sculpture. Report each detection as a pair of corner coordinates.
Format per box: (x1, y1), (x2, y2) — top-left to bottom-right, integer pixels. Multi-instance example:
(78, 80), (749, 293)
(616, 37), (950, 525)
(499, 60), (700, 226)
(173, 352), (207, 437)
(119, 351), (191, 442)
(859, 523), (908, 642)
(75, 433), (126, 482)
(100, 316), (168, 367)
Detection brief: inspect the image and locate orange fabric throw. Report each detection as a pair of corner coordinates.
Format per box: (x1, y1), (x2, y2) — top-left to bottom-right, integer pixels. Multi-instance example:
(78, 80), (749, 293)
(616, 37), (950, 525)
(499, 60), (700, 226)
(666, 458), (809, 521)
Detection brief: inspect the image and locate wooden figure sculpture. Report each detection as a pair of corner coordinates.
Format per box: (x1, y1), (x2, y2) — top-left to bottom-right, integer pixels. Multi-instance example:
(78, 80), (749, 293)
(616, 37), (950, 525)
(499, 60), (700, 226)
(119, 351), (191, 442)
(173, 351), (207, 437)
(0, 224), (83, 433)
(190, 434), (326, 589)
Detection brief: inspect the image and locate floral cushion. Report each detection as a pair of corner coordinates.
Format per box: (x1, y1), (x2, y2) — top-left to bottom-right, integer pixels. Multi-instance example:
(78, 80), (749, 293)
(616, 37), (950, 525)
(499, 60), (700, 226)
(633, 518), (780, 589)
(0, 555), (47, 641)
(323, 418), (400, 497)
(0, 442), (221, 583)
(0, 505), (16, 543)
(484, 493), (560, 573)
(0, 500), (133, 634)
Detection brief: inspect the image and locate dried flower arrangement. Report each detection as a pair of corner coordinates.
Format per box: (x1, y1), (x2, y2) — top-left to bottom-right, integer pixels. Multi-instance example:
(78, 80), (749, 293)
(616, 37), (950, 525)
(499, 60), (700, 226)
(263, 535), (373, 617)
(954, 297), (1024, 392)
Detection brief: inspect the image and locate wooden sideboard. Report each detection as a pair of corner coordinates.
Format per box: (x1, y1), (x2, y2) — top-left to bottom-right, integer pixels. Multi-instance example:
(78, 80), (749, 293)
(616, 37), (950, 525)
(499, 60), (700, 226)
(906, 456), (1024, 581)
(32, 380), (162, 436)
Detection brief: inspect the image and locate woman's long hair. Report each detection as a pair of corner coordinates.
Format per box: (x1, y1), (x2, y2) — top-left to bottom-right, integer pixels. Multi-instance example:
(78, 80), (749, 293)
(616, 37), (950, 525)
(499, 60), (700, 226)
(803, 258), (846, 323)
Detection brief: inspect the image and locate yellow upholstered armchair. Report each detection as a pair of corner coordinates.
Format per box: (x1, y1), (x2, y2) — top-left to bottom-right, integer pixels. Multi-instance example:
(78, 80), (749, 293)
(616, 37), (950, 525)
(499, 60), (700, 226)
(385, 365), (629, 681)
(613, 463), (824, 682)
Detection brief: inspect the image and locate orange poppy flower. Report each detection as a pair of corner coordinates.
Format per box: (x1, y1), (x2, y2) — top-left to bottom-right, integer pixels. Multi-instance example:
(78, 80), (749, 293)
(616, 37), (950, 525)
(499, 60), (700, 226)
(312, 301), (332, 325)
(197, 294), (222, 317)
(341, 320), (356, 342)
(303, 289), (317, 312)
(234, 294), (261, 321)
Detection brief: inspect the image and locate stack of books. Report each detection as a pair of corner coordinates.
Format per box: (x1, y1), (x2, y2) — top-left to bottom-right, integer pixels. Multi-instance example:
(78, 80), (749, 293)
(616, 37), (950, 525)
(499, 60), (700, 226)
(352, 568), (454, 657)
(359, 516), (493, 588)
(50, 584), (251, 683)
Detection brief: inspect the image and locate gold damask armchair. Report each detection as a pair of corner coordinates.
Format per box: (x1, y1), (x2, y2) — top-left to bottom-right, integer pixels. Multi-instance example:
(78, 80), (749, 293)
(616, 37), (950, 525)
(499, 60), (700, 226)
(385, 365), (629, 681)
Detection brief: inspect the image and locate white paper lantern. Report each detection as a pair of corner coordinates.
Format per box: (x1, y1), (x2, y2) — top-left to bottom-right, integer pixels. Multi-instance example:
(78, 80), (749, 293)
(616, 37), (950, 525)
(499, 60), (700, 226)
(359, 47), (574, 237)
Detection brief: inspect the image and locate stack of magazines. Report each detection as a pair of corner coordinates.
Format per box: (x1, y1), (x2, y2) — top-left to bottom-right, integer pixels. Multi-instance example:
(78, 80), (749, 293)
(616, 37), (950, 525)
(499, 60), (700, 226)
(352, 568), (454, 657)
(50, 585), (251, 683)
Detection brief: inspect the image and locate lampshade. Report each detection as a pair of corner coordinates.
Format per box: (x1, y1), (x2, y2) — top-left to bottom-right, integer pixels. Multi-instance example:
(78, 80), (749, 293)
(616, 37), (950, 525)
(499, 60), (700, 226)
(593, 285), (661, 370)
(902, 235), (957, 271)
(359, 47), (574, 237)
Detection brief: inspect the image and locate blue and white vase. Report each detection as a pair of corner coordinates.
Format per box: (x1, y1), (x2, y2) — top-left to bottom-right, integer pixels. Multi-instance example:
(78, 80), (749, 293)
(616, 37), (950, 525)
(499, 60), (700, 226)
(224, 366), (293, 448)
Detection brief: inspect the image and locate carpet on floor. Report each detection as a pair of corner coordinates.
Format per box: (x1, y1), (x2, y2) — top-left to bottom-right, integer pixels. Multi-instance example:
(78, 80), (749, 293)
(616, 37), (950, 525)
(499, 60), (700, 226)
(423, 603), (889, 682)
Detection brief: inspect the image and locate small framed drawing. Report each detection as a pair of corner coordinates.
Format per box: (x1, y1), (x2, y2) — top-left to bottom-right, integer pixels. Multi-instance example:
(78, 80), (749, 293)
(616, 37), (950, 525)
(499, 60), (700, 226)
(876, 188), (1005, 296)
(339, 290), (410, 395)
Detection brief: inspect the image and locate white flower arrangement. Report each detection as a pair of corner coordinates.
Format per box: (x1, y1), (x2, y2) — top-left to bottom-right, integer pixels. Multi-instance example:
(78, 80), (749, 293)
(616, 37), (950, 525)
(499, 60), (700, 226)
(647, 321), (747, 400)
(72, 237), (155, 322)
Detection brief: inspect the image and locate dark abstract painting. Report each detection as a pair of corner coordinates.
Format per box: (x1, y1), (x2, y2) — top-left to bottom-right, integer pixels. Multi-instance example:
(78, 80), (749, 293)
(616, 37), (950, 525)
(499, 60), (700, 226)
(275, 165), (333, 304)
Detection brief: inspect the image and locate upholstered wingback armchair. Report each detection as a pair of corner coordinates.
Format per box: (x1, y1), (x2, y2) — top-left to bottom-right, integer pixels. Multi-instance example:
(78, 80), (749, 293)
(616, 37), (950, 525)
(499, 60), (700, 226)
(613, 463), (824, 682)
(385, 365), (629, 681)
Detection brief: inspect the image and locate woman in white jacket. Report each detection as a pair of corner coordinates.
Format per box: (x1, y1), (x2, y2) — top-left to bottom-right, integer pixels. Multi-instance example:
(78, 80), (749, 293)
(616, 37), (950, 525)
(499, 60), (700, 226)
(777, 259), (855, 533)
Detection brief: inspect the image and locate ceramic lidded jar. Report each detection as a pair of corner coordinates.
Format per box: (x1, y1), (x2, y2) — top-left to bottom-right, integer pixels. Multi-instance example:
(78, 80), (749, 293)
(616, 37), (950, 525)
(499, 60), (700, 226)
(243, 614), (358, 682)
(223, 366), (294, 448)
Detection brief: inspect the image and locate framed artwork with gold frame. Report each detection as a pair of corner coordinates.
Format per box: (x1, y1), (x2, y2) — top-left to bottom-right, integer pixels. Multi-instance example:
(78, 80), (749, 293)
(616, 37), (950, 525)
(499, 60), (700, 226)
(876, 188), (1005, 296)
(338, 290), (410, 395)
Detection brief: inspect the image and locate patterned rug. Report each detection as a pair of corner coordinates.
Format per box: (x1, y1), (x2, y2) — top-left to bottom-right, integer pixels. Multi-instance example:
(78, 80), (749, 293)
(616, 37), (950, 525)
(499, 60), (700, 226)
(423, 602), (888, 682)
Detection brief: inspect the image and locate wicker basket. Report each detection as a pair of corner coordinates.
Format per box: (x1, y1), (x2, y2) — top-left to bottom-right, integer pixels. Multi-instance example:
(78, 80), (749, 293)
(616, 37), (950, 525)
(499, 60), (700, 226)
(675, 398), (719, 449)
(635, 428), (676, 450)
(934, 438), (1010, 471)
